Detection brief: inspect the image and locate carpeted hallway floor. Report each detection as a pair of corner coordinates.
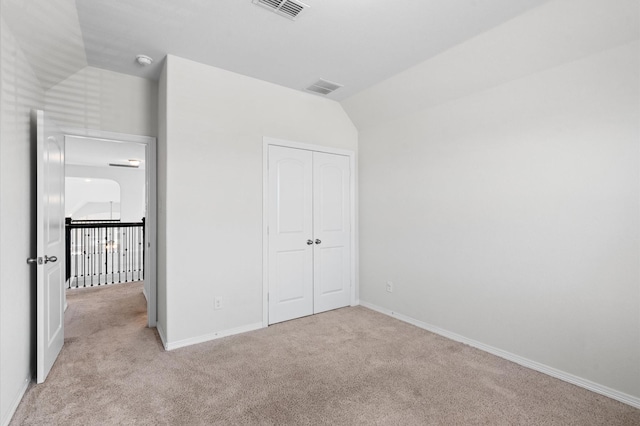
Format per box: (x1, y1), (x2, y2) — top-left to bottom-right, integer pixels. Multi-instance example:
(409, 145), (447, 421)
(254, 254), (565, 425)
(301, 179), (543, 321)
(10, 282), (640, 425)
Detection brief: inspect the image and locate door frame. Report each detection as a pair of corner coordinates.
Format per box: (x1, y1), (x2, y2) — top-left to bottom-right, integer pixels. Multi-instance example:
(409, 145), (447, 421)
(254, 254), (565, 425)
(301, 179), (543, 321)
(262, 136), (357, 327)
(62, 128), (158, 328)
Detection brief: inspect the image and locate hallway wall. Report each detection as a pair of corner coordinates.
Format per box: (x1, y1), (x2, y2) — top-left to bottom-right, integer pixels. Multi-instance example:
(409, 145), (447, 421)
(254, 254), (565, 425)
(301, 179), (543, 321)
(66, 165), (145, 222)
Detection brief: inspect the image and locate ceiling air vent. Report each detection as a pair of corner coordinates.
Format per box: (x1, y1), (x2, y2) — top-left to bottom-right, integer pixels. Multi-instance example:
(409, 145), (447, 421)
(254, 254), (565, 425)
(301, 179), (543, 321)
(252, 0), (309, 20)
(109, 163), (139, 168)
(305, 79), (342, 96)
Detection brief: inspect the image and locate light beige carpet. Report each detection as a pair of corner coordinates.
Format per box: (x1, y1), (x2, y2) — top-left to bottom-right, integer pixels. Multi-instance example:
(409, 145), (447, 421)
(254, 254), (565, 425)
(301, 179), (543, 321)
(10, 283), (640, 425)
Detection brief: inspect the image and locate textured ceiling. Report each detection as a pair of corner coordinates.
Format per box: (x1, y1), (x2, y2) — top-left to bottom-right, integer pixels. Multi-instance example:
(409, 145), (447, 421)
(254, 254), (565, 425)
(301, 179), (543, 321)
(75, 0), (549, 100)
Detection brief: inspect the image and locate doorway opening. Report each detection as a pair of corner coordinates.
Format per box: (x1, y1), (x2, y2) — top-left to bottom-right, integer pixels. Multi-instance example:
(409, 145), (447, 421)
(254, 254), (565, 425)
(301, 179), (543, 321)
(63, 130), (157, 328)
(65, 137), (145, 292)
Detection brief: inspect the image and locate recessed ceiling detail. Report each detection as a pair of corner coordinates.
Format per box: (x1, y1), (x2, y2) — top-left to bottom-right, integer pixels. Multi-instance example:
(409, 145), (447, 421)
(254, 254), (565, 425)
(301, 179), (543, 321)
(252, 0), (309, 20)
(305, 79), (342, 96)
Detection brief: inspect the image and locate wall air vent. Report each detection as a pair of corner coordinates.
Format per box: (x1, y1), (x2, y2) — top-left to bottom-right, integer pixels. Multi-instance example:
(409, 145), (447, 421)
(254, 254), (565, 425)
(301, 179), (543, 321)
(252, 0), (309, 20)
(305, 79), (343, 96)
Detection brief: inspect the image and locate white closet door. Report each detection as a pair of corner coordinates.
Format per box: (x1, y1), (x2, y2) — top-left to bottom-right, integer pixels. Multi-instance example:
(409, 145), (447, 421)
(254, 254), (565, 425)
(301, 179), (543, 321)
(313, 152), (351, 314)
(268, 146), (314, 324)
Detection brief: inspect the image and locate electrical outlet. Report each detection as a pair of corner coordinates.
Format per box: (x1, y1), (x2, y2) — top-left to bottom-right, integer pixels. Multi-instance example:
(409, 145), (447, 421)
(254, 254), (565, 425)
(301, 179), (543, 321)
(214, 297), (222, 310)
(386, 281), (393, 293)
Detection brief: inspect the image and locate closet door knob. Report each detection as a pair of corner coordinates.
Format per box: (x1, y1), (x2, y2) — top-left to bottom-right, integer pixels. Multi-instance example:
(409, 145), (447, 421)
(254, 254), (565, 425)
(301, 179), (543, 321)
(306, 239), (313, 245)
(315, 239), (322, 245)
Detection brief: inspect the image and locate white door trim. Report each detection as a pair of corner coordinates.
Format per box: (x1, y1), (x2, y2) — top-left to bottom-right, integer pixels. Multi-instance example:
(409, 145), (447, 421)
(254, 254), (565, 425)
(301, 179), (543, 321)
(62, 128), (158, 328)
(262, 136), (357, 327)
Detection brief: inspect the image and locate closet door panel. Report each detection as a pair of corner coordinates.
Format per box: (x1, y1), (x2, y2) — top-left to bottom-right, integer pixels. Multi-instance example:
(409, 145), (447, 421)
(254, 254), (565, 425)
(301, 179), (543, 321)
(313, 152), (351, 314)
(268, 146), (314, 324)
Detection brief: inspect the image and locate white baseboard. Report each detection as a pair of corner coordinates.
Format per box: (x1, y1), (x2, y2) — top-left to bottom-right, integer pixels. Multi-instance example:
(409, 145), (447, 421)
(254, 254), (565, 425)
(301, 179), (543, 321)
(359, 301), (640, 409)
(1, 375), (31, 426)
(163, 322), (264, 351)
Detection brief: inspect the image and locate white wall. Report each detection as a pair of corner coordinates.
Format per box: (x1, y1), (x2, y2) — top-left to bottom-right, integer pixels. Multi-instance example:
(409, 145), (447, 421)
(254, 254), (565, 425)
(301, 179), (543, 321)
(65, 165), (145, 222)
(65, 177), (121, 219)
(0, 15), (45, 426)
(345, 0), (639, 403)
(46, 66), (158, 137)
(159, 55), (357, 346)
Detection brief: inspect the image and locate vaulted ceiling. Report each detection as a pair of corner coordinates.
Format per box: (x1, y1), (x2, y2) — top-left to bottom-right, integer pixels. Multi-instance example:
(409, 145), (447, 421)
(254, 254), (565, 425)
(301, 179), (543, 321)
(73, 0), (549, 100)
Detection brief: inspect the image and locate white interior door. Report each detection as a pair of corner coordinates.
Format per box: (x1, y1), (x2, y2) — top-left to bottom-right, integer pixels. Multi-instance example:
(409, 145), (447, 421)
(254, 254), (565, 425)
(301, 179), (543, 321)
(33, 110), (65, 383)
(313, 152), (351, 314)
(268, 146), (314, 324)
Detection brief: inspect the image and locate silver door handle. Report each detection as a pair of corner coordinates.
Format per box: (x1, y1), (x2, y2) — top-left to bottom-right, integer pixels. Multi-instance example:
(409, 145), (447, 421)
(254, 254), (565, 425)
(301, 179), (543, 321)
(315, 239), (322, 245)
(44, 255), (57, 264)
(26, 257), (43, 265)
(306, 239), (313, 245)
